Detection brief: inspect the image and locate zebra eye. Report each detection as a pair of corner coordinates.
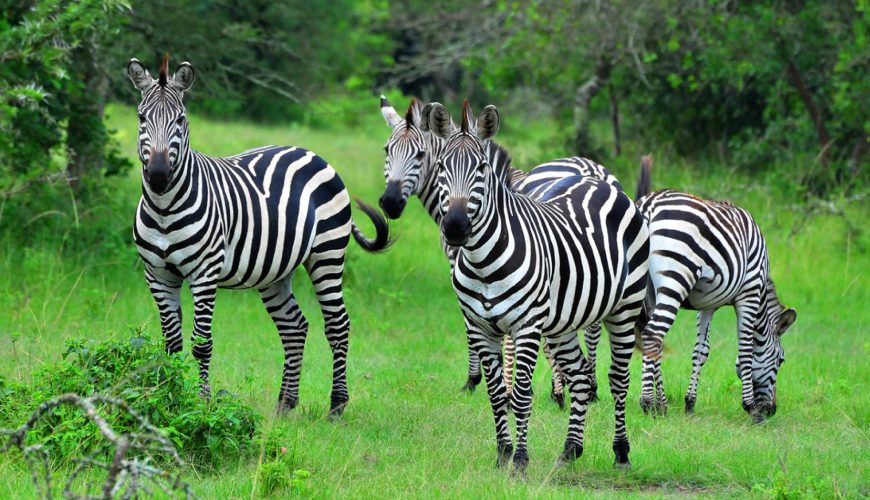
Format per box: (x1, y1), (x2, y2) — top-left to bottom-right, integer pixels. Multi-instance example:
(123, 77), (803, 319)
(137, 113), (146, 122)
(176, 114), (186, 125)
(415, 150), (425, 160)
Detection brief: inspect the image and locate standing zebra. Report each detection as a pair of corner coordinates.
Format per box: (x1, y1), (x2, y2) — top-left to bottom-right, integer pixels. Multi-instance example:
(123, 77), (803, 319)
(634, 159), (796, 420)
(127, 55), (391, 417)
(378, 96), (616, 402)
(428, 101), (649, 470)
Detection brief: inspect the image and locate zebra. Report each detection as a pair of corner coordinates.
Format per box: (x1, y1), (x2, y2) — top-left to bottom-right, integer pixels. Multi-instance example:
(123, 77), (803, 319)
(634, 158), (796, 421)
(378, 96), (617, 404)
(126, 55), (391, 417)
(428, 101), (649, 471)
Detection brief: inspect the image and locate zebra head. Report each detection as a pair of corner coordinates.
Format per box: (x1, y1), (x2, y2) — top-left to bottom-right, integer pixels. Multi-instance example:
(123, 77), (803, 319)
(126, 54), (195, 196)
(745, 278), (797, 418)
(379, 96), (431, 219)
(428, 100), (499, 247)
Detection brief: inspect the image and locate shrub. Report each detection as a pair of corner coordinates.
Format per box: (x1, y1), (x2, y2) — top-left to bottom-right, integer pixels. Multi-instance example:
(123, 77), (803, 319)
(0, 332), (260, 469)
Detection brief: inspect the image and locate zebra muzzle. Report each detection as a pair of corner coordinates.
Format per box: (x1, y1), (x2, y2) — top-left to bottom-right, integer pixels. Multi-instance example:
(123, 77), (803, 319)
(145, 151), (172, 194)
(379, 180), (406, 219)
(442, 200), (471, 246)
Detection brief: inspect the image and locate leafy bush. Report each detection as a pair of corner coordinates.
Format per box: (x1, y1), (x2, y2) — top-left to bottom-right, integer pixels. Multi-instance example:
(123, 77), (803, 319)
(0, 332), (260, 468)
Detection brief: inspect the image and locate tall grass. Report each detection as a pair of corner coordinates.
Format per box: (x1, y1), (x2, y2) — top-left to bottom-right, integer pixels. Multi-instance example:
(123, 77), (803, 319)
(0, 104), (867, 497)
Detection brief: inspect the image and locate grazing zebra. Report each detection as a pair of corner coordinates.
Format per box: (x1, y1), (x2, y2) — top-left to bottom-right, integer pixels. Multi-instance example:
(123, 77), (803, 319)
(378, 96), (616, 403)
(127, 55), (391, 417)
(634, 158), (796, 420)
(428, 101), (649, 470)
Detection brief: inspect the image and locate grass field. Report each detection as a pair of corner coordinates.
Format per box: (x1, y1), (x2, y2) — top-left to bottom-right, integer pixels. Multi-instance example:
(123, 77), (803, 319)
(1, 103), (868, 498)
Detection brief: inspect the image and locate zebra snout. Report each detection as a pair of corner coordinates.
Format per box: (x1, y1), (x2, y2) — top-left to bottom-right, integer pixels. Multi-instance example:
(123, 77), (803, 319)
(144, 150), (172, 194)
(379, 180), (406, 219)
(442, 200), (471, 246)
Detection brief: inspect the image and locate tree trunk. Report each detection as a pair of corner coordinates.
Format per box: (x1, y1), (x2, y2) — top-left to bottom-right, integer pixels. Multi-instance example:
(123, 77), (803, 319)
(66, 45), (109, 189)
(609, 84), (621, 157)
(573, 60), (611, 159)
(785, 61), (831, 170)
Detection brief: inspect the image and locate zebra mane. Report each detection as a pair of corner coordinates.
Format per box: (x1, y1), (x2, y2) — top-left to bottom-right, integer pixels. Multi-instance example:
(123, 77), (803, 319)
(158, 53), (170, 86)
(484, 139), (514, 187)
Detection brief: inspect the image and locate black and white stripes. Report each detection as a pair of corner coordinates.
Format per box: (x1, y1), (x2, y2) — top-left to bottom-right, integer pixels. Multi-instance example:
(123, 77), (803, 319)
(634, 160), (796, 420)
(127, 56), (391, 417)
(429, 101), (649, 470)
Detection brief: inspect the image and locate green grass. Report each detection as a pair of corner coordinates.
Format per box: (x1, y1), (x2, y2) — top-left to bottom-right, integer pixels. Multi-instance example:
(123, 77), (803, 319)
(1, 104), (868, 498)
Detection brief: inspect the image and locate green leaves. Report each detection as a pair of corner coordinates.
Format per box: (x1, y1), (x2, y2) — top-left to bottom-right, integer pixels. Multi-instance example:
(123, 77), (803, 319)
(1, 333), (261, 469)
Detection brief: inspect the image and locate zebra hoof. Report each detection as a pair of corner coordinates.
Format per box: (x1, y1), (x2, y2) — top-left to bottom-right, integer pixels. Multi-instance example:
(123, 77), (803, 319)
(511, 450), (529, 477)
(613, 439), (631, 467)
(328, 395), (349, 419)
(656, 399), (669, 416)
(550, 390), (565, 410)
(560, 441), (583, 464)
(684, 396), (696, 414)
(496, 442), (513, 468)
(462, 373), (482, 393)
(639, 397), (656, 415)
(276, 397), (298, 415)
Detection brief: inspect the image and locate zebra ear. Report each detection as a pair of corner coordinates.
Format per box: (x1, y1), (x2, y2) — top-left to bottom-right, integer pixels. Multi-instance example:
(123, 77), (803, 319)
(476, 105), (500, 140)
(420, 103), (434, 132)
(776, 308), (796, 336)
(171, 62), (195, 93)
(427, 102), (454, 139)
(127, 58), (155, 92)
(406, 97), (423, 128)
(380, 95), (402, 128)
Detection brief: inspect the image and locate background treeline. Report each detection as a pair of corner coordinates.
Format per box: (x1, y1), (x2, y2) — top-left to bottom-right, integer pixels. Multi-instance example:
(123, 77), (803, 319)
(0, 0), (867, 236)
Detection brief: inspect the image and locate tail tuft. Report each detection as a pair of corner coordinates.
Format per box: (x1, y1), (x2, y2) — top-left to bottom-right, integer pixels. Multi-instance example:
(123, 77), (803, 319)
(351, 198), (394, 252)
(635, 154), (653, 200)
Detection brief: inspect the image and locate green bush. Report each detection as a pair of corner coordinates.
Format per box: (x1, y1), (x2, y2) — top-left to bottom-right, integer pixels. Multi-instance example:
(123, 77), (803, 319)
(0, 332), (261, 468)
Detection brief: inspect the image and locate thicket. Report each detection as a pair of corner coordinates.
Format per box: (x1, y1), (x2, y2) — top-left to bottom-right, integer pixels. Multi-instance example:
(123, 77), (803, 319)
(0, 333), (260, 468)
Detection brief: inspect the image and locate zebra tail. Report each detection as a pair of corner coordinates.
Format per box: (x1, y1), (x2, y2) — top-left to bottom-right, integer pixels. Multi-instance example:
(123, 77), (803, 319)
(634, 273), (656, 351)
(635, 154), (653, 200)
(351, 198), (394, 253)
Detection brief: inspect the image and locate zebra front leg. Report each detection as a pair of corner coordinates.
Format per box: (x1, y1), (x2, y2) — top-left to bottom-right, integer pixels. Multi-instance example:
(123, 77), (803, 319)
(734, 301), (760, 421)
(469, 326), (513, 468)
(605, 306), (640, 468)
(543, 343), (565, 410)
(583, 322), (602, 402)
(546, 333), (591, 465)
(190, 283), (217, 399)
(463, 336), (483, 392)
(261, 279), (309, 414)
(509, 327), (542, 475)
(685, 310), (714, 414)
(145, 269), (183, 354)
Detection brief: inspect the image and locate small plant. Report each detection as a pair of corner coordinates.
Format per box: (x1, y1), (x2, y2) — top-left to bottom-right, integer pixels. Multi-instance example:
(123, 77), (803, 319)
(0, 332), (261, 469)
(255, 425), (310, 497)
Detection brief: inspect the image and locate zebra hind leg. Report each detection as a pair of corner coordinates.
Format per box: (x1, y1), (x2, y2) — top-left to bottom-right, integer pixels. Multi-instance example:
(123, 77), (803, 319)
(463, 336), (483, 392)
(605, 304), (642, 468)
(546, 333), (591, 465)
(543, 343), (565, 410)
(584, 322), (603, 402)
(685, 310), (714, 414)
(260, 278), (309, 414)
(305, 250), (352, 418)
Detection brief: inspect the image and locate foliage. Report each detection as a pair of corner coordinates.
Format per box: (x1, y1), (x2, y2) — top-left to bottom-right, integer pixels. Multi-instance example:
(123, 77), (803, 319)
(255, 426), (310, 497)
(0, 332), (261, 468)
(0, 0), (132, 194)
